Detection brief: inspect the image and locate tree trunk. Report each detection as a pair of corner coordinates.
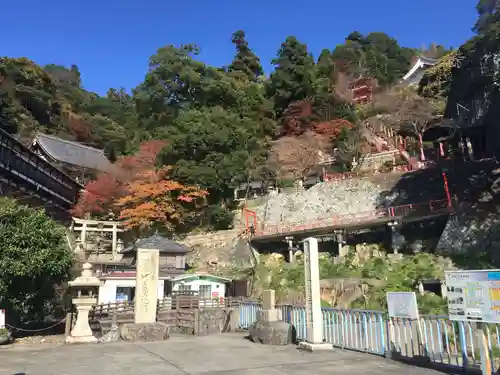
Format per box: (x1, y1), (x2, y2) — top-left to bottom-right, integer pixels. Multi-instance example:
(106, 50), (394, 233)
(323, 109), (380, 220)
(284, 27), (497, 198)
(418, 133), (425, 161)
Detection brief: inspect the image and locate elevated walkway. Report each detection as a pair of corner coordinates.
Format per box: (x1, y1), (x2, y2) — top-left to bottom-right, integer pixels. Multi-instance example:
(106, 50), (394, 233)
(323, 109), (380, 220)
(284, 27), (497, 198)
(0, 128), (82, 216)
(245, 198), (452, 243)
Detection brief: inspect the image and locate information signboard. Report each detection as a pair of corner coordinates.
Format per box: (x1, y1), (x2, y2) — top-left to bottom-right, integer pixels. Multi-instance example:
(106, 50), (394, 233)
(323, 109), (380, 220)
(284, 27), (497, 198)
(445, 269), (500, 323)
(386, 292), (419, 319)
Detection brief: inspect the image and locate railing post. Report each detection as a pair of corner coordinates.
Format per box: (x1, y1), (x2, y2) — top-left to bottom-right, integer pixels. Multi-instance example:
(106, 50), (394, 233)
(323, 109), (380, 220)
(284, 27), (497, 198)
(458, 321), (469, 370)
(385, 316), (394, 358)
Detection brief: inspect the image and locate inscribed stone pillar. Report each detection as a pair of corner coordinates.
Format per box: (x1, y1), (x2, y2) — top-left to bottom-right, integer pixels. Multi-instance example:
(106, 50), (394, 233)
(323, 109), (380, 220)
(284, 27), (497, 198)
(134, 248), (160, 324)
(259, 289), (278, 322)
(299, 237), (332, 351)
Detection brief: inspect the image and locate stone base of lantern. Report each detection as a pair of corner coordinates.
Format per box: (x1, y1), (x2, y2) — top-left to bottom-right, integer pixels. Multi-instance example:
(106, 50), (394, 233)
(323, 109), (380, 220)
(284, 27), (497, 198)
(298, 341), (334, 352)
(66, 334), (98, 344)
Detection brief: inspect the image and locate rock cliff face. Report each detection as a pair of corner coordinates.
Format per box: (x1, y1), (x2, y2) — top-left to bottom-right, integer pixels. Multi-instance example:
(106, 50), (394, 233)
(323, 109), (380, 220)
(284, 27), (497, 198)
(180, 229), (256, 273)
(254, 174), (402, 227)
(436, 210), (500, 264)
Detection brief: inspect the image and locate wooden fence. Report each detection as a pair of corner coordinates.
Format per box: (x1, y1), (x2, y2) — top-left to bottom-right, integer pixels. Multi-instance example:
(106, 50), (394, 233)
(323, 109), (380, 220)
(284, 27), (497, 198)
(89, 296), (244, 336)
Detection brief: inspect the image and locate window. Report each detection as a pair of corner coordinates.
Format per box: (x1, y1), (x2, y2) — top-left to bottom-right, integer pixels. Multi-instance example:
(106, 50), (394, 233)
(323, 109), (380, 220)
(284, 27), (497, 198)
(199, 285), (212, 299)
(116, 287), (135, 302)
(178, 283), (191, 292)
(165, 256), (176, 267)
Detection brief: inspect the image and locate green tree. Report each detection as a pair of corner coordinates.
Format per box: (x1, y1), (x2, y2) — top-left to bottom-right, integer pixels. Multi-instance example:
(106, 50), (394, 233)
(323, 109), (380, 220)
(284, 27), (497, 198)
(267, 36), (316, 116)
(228, 30), (263, 81)
(158, 106), (268, 203)
(316, 49), (335, 94)
(473, 0), (500, 34)
(0, 198), (73, 321)
(331, 32), (414, 86)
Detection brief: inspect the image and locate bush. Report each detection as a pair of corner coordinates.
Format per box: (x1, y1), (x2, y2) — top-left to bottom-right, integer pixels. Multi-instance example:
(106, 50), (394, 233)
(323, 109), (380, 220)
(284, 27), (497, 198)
(278, 178), (295, 188)
(0, 198), (73, 321)
(207, 205), (234, 230)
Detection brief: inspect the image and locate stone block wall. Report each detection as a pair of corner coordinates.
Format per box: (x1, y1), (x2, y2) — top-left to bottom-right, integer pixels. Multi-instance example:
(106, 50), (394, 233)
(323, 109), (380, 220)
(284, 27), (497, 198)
(195, 308), (238, 336)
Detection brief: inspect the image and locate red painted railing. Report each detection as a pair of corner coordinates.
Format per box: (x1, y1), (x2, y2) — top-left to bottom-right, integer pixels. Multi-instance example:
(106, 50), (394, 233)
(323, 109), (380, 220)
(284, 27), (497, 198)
(243, 198), (452, 237)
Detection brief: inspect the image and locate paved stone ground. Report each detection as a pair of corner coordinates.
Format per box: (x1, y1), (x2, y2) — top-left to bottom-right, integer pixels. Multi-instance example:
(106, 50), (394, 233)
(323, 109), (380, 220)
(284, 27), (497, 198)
(0, 333), (454, 375)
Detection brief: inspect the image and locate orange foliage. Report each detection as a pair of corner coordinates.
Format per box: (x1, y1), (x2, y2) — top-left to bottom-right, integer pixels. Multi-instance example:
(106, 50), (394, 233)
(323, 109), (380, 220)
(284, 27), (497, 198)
(314, 119), (353, 138)
(281, 99), (313, 136)
(65, 112), (93, 142)
(71, 140), (169, 219)
(115, 167), (207, 231)
(118, 140), (167, 174)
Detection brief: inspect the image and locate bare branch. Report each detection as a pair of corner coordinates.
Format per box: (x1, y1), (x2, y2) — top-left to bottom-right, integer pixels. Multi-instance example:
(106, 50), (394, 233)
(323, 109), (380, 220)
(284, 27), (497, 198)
(269, 132), (331, 179)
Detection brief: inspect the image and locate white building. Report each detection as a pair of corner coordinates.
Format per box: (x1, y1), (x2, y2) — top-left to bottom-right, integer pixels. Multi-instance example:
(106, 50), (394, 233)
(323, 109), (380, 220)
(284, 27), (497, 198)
(172, 274), (232, 300)
(97, 272), (231, 304)
(401, 56), (439, 86)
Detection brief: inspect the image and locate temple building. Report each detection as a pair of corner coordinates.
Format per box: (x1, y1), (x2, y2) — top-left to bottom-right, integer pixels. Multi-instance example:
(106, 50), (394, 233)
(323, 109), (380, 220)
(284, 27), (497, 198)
(30, 133), (113, 183)
(401, 56), (439, 86)
(350, 77), (378, 104)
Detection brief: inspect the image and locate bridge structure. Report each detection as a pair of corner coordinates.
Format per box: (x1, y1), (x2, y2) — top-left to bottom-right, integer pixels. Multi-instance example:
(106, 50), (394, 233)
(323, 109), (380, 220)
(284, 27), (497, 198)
(0, 128), (82, 220)
(243, 197), (453, 257)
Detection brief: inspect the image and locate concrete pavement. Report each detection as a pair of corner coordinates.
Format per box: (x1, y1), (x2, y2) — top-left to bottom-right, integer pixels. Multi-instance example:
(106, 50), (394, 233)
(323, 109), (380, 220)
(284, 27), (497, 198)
(1, 333), (453, 375)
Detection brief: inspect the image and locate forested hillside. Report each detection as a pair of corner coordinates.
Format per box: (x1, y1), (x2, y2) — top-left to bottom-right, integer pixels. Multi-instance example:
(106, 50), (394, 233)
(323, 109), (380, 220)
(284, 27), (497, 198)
(0, 30), (453, 231)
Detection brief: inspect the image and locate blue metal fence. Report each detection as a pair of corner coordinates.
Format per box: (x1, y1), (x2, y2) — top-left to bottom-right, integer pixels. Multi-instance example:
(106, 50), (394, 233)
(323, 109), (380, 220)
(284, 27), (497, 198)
(238, 302), (500, 372)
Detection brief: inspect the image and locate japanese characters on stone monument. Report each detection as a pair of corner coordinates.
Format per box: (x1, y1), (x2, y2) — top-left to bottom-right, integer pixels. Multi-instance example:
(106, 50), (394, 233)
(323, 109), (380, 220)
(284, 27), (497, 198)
(135, 248), (160, 324)
(299, 237), (333, 351)
(259, 289), (278, 322)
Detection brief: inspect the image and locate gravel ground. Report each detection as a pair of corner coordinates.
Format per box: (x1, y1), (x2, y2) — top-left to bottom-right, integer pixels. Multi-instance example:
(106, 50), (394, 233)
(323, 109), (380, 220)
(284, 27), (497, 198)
(256, 179), (390, 225)
(8, 334), (66, 346)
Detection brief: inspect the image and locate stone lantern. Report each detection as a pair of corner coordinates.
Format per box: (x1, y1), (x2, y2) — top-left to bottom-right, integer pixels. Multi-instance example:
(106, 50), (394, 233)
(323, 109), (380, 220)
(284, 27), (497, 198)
(66, 262), (103, 344)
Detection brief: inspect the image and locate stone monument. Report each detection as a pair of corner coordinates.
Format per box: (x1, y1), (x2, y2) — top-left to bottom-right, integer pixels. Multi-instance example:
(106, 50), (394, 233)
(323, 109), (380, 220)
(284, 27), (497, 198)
(134, 247), (160, 324)
(248, 289), (293, 345)
(298, 237), (333, 352)
(120, 234), (171, 342)
(66, 262), (102, 344)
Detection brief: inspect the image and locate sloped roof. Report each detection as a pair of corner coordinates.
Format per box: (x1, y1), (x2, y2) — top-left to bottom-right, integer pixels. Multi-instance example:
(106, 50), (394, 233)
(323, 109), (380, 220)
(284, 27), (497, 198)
(402, 55), (439, 84)
(122, 234), (192, 254)
(172, 273), (232, 282)
(32, 133), (112, 172)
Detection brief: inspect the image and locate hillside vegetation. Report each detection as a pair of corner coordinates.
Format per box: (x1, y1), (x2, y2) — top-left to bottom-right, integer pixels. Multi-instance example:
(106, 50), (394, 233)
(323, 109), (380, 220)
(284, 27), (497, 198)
(1, 31), (452, 229)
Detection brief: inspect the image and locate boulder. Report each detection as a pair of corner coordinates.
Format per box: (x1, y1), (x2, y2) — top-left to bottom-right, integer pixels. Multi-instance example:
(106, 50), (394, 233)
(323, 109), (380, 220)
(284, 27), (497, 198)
(120, 322), (171, 342)
(248, 320), (293, 345)
(98, 323), (120, 343)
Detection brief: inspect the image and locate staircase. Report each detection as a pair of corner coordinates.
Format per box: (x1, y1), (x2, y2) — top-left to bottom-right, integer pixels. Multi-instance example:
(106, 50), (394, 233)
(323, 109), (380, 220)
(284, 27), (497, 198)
(364, 119), (419, 169)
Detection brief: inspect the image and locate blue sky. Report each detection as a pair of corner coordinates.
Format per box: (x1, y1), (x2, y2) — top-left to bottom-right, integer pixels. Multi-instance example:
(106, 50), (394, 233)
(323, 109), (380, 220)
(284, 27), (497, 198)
(4, 0), (476, 95)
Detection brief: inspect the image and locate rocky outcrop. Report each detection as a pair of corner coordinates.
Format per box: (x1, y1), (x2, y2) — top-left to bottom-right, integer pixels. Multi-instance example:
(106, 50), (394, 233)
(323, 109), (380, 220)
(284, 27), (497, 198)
(180, 229), (256, 273)
(437, 211), (500, 263)
(248, 320), (294, 345)
(255, 178), (391, 226)
(120, 322), (171, 342)
(320, 278), (386, 308)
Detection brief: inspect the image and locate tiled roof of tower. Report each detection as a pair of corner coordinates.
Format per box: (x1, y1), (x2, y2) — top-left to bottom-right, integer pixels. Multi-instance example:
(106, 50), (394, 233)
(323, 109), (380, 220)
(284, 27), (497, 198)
(33, 133), (112, 172)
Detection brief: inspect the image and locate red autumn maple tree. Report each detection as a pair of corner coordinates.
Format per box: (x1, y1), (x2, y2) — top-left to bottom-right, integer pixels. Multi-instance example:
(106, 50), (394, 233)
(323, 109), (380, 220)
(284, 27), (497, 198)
(314, 118), (353, 138)
(114, 167), (207, 232)
(71, 140), (169, 219)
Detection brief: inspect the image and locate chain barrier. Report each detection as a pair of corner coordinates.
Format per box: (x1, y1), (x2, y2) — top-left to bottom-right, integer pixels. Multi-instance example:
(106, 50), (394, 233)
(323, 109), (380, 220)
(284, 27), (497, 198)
(5, 317), (66, 332)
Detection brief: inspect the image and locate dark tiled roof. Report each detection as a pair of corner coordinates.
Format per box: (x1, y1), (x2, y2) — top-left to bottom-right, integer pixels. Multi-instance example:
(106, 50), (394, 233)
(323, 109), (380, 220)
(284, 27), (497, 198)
(123, 234), (192, 254)
(33, 133), (112, 172)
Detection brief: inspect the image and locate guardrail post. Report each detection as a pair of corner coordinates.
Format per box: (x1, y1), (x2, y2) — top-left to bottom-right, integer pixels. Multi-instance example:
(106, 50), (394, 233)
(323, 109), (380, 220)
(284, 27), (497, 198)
(458, 321), (469, 370)
(385, 317), (395, 358)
